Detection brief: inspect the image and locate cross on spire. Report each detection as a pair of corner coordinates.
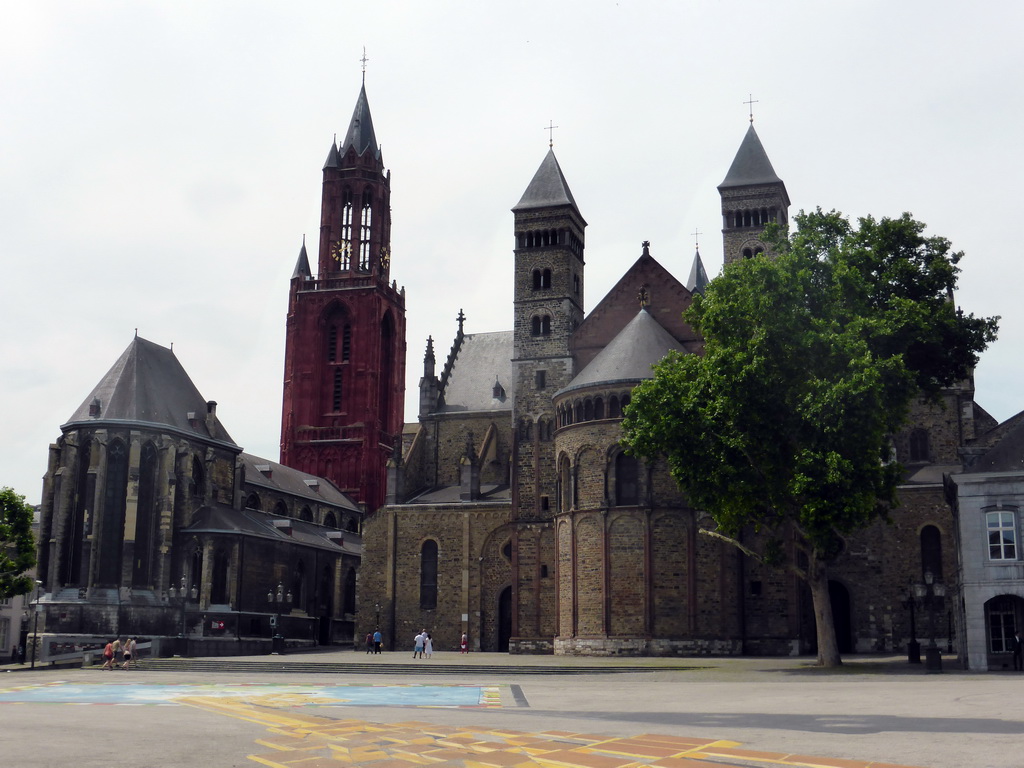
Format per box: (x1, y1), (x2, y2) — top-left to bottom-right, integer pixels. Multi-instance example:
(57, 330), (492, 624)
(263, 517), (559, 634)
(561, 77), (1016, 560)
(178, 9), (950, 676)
(544, 120), (559, 148)
(744, 93), (758, 123)
(361, 47), (369, 84)
(691, 228), (702, 250)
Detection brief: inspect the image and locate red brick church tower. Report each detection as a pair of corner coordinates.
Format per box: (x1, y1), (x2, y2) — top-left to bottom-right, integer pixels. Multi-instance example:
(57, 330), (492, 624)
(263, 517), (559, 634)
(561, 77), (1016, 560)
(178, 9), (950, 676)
(280, 80), (406, 515)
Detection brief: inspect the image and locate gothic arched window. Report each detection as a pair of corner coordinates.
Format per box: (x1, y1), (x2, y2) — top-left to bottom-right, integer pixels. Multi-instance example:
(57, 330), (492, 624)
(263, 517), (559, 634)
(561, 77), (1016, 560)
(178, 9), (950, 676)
(359, 189), (373, 270)
(339, 190), (353, 269)
(97, 439), (129, 586)
(133, 442), (159, 588)
(420, 540), (438, 610)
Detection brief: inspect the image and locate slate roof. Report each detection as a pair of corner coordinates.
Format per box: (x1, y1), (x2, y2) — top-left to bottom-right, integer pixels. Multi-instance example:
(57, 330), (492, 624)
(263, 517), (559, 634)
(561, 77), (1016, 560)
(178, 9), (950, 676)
(438, 331), (516, 414)
(962, 410), (1024, 474)
(558, 308), (687, 396)
(239, 453), (360, 512)
(64, 336), (233, 444)
(340, 84), (378, 158)
(719, 123), (785, 188)
(403, 483), (512, 505)
(512, 148), (583, 218)
(184, 503), (360, 556)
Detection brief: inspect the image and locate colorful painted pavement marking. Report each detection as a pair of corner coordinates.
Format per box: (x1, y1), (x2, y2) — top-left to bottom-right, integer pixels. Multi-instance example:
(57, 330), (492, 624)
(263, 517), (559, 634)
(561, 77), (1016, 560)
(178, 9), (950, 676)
(0, 680), (500, 708)
(0, 681), (924, 768)
(180, 698), (927, 768)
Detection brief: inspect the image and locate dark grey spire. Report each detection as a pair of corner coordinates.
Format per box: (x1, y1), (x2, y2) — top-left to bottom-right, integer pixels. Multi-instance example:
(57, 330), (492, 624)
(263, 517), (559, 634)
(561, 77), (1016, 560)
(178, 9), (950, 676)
(340, 84), (378, 158)
(719, 123), (784, 189)
(323, 139), (340, 170)
(512, 148), (582, 217)
(686, 249), (709, 294)
(292, 237), (311, 279)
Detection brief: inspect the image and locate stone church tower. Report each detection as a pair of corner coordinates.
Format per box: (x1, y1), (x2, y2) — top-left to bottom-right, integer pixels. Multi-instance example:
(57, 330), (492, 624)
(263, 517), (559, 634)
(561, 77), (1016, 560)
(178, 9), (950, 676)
(280, 82), (406, 515)
(718, 122), (790, 265)
(510, 148), (587, 649)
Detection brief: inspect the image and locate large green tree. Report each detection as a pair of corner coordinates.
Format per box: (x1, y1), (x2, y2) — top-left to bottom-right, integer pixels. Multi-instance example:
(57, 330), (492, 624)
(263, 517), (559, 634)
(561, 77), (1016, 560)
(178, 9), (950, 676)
(622, 210), (998, 666)
(0, 487), (37, 599)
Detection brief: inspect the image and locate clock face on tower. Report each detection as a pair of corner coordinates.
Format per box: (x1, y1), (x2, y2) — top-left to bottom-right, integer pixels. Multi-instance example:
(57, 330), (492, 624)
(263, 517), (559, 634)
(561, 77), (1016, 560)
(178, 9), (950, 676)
(380, 246), (390, 271)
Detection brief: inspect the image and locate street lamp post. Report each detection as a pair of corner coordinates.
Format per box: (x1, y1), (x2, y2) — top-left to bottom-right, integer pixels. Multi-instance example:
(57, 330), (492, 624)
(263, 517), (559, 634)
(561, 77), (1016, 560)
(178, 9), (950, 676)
(375, 602), (380, 630)
(29, 579), (42, 670)
(268, 582), (292, 655)
(906, 590), (921, 664)
(913, 570), (946, 673)
(167, 575), (197, 656)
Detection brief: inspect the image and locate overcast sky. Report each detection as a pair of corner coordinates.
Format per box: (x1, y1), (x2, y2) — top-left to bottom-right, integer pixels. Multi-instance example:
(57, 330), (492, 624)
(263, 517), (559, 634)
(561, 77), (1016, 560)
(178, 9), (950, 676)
(3, 1), (1022, 505)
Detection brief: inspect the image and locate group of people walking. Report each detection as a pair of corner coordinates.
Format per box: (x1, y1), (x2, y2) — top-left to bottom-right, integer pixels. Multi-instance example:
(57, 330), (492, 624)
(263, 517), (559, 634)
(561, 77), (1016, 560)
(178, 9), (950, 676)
(364, 629), (383, 654)
(363, 630), (469, 656)
(413, 630), (433, 659)
(101, 637), (138, 670)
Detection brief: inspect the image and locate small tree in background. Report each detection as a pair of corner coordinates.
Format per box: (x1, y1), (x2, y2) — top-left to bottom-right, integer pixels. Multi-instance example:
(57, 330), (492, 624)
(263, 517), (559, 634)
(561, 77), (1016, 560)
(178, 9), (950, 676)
(622, 209), (999, 667)
(0, 486), (37, 599)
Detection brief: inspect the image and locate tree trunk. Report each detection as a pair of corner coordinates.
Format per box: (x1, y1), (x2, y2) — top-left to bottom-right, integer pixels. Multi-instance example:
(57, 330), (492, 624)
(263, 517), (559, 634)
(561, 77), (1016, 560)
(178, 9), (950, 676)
(807, 556), (841, 667)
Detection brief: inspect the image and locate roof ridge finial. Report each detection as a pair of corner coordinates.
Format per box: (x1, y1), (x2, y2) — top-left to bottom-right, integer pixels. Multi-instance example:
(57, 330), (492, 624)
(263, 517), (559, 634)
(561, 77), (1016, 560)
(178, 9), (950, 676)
(744, 93), (758, 124)
(545, 119), (559, 149)
(361, 47), (368, 85)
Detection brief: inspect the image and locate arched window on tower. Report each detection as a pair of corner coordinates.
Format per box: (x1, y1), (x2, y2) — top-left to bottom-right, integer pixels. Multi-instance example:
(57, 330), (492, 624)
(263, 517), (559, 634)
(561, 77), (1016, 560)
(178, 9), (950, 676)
(359, 189), (373, 270)
(340, 190), (353, 269)
(332, 367), (343, 411)
(420, 540), (438, 609)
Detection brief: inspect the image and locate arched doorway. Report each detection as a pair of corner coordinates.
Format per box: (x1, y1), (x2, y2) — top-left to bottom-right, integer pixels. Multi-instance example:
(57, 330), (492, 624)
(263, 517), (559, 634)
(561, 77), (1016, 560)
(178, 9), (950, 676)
(498, 586), (513, 652)
(829, 580), (853, 654)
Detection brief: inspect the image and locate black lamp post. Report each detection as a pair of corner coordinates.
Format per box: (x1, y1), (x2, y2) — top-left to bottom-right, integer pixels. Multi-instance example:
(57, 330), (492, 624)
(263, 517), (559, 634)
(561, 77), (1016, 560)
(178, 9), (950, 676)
(168, 575), (197, 656)
(29, 580), (42, 670)
(268, 582), (292, 655)
(906, 589), (921, 664)
(912, 569), (946, 673)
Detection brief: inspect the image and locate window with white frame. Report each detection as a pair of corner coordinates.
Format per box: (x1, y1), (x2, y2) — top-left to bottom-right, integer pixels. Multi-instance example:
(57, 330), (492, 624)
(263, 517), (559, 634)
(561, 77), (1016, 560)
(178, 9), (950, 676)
(0, 617), (9, 654)
(987, 510), (1018, 560)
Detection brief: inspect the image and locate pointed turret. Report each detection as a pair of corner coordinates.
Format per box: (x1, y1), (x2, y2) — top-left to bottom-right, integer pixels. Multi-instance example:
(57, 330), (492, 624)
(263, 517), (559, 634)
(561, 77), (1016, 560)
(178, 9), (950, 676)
(718, 123), (790, 266)
(340, 84), (378, 159)
(323, 139), (340, 170)
(719, 124), (786, 190)
(686, 249), (709, 294)
(291, 238), (312, 280)
(513, 148), (584, 219)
